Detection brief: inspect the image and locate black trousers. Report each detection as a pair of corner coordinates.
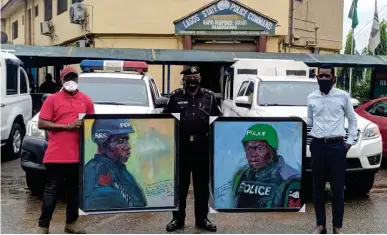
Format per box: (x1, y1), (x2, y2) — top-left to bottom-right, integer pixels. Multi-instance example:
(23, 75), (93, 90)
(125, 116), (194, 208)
(38, 163), (79, 228)
(173, 140), (210, 222)
(310, 138), (347, 229)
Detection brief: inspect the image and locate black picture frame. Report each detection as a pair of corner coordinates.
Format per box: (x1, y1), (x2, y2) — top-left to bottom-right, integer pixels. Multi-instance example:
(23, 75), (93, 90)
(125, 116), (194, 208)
(209, 116), (307, 213)
(79, 113), (180, 214)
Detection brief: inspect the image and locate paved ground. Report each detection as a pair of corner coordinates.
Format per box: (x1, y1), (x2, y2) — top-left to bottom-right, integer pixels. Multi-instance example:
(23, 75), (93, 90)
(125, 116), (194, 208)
(2, 157), (387, 234)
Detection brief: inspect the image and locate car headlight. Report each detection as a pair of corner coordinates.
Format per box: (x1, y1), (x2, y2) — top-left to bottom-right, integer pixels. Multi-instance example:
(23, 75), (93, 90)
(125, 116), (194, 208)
(362, 123), (380, 140)
(26, 121), (46, 139)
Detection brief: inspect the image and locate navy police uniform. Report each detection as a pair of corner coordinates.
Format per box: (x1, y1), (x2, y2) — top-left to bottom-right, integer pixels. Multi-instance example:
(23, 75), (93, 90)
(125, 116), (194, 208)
(163, 66), (221, 231)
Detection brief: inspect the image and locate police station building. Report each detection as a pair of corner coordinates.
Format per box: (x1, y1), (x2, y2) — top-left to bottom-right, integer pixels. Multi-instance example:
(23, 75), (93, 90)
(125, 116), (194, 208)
(1, 0), (344, 90)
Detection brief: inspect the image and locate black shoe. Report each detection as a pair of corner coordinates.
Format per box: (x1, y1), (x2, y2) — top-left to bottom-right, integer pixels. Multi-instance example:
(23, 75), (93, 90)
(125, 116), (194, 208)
(195, 218), (217, 232)
(311, 226), (327, 234)
(166, 219), (184, 232)
(333, 227), (343, 234)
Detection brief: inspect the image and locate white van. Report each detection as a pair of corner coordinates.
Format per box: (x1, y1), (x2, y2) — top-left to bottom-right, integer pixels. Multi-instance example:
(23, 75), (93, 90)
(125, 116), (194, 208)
(1, 51), (32, 159)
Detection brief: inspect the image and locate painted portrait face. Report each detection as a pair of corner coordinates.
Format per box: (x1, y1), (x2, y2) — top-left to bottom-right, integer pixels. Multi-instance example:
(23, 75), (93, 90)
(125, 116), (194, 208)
(106, 134), (131, 162)
(244, 140), (272, 169)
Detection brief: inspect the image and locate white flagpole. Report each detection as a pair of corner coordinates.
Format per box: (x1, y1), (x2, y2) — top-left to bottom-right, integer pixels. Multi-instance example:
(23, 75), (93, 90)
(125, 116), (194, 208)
(349, 28), (354, 96)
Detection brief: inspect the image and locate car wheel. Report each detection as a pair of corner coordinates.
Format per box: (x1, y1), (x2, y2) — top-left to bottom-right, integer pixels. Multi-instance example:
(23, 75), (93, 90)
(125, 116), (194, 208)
(345, 174), (375, 196)
(5, 122), (25, 159)
(26, 172), (46, 197)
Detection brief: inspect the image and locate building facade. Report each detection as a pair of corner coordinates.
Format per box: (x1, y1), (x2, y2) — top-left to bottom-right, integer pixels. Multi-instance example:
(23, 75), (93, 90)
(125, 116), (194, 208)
(1, 0), (344, 90)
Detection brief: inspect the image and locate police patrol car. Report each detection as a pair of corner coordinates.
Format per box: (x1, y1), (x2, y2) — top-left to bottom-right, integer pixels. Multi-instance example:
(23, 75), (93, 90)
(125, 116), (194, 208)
(20, 60), (168, 195)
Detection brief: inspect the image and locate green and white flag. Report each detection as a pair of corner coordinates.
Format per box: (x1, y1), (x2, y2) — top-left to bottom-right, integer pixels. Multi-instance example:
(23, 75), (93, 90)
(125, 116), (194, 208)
(348, 0), (359, 28)
(369, 0), (381, 53)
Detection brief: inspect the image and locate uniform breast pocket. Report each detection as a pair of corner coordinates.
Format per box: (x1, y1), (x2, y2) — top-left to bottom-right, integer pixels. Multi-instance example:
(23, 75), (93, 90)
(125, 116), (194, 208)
(177, 101), (189, 111)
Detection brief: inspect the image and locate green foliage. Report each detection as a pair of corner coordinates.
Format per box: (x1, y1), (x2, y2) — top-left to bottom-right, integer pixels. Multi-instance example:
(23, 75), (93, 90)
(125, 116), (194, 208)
(375, 20), (387, 55)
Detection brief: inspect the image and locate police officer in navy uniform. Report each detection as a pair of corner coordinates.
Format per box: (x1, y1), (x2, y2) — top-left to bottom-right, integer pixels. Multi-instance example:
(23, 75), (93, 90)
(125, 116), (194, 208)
(163, 66), (222, 232)
(84, 119), (147, 211)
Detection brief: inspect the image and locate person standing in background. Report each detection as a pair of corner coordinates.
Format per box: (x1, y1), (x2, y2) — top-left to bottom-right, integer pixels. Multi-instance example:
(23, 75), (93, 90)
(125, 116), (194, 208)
(307, 64), (357, 234)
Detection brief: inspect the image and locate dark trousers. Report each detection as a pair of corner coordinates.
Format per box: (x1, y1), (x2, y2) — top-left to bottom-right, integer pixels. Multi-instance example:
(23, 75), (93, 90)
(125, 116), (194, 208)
(310, 138), (347, 229)
(173, 140), (209, 222)
(38, 163), (79, 228)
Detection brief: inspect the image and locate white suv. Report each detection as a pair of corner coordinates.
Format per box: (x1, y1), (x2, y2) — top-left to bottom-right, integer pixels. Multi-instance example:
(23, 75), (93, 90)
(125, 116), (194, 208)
(222, 76), (383, 196)
(21, 60), (168, 195)
(1, 51), (32, 159)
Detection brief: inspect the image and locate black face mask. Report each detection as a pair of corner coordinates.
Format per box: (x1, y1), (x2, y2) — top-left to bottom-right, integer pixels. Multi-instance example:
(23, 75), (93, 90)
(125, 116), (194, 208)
(317, 79), (334, 94)
(185, 79), (200, 92)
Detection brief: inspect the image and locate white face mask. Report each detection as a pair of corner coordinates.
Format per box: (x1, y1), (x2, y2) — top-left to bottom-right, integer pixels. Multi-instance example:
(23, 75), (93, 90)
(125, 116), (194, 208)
(63, 80), (78, 92)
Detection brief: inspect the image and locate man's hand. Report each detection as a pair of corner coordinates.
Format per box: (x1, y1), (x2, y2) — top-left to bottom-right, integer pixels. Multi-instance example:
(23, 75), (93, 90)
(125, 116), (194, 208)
(68, 120), (83, 130)
(345, 143), (352, 151)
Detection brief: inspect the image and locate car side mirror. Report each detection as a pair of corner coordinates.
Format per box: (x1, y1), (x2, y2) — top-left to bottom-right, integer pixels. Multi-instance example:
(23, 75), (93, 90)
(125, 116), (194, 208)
(351, 98), (360, 108)
(42, 93), (51, 103)
(155, 97), (169, 108)
(235, 96), (251, 108)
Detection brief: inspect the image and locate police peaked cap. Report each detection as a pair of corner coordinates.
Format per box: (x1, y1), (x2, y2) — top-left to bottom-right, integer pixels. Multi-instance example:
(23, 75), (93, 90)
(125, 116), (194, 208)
(91, 119), (135, 144)
(180, 66), (200, 75)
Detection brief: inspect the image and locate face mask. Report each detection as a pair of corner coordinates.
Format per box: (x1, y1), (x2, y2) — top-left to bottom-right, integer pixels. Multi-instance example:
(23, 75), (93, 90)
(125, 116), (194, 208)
(185, 79), (200, 92)
(317, 79), (333, 94)
(63, 80), (78, 92)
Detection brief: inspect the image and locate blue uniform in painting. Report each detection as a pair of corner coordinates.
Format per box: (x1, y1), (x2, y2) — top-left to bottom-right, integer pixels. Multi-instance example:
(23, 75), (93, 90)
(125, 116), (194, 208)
(83, 118), (147, 211)
(84, 154), (147, 210)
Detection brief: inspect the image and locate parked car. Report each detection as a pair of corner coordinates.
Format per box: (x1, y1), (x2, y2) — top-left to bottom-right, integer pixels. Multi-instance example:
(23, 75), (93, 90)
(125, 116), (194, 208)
(1, 50), (32, 159)
(355, 97), (387, 159)
(21, 60), (168, 195)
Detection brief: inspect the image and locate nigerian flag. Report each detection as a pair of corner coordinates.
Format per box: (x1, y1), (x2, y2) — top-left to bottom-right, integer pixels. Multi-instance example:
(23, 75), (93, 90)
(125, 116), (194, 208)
(348, 0), (359, 28)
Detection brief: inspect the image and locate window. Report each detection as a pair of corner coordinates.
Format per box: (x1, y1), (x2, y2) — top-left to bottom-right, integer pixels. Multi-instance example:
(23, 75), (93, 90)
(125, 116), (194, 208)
(20, 68), (28, 94)
(78, 77), (149, 106)
(6, 61), (18, 95)
(35, 5), (39, 17)
(366, 100), (387, 118)
(286, 70), (307, 76)
(57, 0), (68, 15)
(149, 82), (156, 103)
(237, 69), (257, 75)
(12, 20), (18, 40)
(237, 81), (249, 97)
(44, 0), (52, 21)
(150, 78), (160, 98)
(244, 82), (255, 97)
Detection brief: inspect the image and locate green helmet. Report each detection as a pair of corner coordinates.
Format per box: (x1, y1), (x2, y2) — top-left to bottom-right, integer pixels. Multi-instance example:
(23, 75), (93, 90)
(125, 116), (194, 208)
(241, 124), (279, 149)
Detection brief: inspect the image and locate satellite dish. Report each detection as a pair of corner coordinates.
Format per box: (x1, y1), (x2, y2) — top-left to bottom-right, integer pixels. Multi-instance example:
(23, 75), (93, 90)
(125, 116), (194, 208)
(1, 31), (8, 43)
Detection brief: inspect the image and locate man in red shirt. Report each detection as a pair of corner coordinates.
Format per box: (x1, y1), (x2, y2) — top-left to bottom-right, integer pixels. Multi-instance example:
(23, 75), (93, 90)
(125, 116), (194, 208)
(37, 67), (95, 234)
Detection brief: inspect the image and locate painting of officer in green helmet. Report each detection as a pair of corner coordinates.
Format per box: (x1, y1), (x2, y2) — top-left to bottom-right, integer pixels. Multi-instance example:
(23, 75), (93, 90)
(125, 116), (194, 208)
(81, 117), (177, 213)
(212, 121), (302, 211)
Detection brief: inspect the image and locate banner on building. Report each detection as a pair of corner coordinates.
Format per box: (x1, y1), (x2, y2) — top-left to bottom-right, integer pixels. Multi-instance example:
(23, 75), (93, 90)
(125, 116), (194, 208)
(209, 117), (306, 212)
(79, 114), (179, 214)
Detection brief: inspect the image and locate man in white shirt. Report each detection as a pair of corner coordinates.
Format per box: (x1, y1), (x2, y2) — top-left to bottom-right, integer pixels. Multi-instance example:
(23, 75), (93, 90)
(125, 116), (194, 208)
(307, 64), (357, 234)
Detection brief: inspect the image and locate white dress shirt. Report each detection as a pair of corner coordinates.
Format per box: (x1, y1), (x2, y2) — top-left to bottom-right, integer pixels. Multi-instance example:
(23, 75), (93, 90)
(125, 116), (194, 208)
(307, 88), (358, 145)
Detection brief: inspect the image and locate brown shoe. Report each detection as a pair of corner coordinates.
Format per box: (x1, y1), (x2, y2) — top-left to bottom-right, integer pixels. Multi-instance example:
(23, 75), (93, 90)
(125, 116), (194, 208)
(36, 226), (49, 234)
(64, 222), (86, 234)
(311, 225), (327, 234)
(333, 228), (344, 234)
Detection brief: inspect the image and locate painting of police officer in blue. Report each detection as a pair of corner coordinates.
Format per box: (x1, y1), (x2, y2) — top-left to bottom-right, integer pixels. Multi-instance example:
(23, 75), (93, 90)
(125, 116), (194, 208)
(210, 118), (305, 212)
(79, 114), (178, 214)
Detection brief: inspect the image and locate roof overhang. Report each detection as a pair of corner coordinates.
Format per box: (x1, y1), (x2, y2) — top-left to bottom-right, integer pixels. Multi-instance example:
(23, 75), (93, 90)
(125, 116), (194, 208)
(1, 0), (24, 19)
(1, 43), (386, 68)
(174, 0), (278, 36)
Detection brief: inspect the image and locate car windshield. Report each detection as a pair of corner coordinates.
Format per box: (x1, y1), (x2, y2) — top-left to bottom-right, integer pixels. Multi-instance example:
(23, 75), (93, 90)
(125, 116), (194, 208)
(78, 77), (149, 106)
(258, 81), (319, 106)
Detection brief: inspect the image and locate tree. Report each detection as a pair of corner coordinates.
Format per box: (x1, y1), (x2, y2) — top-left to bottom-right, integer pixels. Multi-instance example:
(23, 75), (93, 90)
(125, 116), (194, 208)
(375, 20), (387, 55)
(337, 29), (363, 90)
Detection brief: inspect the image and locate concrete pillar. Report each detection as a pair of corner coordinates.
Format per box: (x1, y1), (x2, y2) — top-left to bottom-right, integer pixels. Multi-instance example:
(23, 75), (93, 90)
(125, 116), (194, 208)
(183, 35), (192, 50)
(258, 36), (267, 52)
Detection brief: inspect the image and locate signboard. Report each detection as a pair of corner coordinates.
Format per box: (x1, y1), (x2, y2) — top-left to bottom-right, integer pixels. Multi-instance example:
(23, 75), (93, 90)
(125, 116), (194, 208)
(174, 0), (277, 36)
(209, 117), (306, 212)
(79, 114), (179, 214)
(373, 69), (387, 98)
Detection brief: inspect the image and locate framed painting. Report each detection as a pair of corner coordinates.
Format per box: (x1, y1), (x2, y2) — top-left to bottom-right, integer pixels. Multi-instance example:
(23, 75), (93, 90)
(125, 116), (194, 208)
(79, 113), (179, 214)
(209, 116), (306, 212)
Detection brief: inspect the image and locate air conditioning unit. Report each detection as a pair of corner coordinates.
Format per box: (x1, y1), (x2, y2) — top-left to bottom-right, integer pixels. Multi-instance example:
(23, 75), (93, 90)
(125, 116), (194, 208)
(40, 21), (53, 36)
(306, 40), (317, 47)
(69, 2), (86, 24)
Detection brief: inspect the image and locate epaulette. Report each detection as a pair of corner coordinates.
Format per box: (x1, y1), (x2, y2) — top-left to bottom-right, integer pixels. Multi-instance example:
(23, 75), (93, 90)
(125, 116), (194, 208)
(170, 88), (184, 96)
(201, 88), (214, 95)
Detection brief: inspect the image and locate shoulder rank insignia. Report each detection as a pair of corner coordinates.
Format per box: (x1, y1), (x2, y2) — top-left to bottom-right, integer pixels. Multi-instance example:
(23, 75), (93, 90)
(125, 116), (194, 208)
(170, 88), (183, 96)
(201, 88), (214, 95)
